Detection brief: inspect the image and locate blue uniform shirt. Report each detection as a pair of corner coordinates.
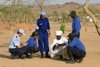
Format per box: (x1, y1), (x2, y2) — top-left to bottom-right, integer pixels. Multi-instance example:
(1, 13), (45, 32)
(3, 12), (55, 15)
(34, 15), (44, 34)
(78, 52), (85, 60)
(26, 37), (37, 48)
(37, 17), (50, 31)
(68, 37), (86, 52)
(72, 16), (81, 35)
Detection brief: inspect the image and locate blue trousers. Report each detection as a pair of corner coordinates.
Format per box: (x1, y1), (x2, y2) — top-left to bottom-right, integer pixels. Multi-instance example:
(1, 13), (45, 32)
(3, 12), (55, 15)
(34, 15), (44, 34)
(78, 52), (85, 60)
(9, 46), (28, 56)
(36, 30), (49, 52)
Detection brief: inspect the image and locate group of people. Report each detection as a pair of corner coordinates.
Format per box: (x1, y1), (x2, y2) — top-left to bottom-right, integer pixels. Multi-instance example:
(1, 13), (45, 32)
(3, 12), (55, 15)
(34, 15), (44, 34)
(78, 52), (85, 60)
(9, 11), (86, 64)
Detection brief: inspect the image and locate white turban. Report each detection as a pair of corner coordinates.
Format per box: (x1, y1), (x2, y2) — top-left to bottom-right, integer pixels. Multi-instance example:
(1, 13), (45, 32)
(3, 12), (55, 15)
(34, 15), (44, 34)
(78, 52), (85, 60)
(55, 30), (63, 36)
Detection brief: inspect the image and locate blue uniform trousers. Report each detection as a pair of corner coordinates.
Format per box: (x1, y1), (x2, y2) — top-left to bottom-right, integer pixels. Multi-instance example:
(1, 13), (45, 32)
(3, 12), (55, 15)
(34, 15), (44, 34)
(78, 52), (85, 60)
(9, 46), (28, 56)
(36, 30), (49, 52)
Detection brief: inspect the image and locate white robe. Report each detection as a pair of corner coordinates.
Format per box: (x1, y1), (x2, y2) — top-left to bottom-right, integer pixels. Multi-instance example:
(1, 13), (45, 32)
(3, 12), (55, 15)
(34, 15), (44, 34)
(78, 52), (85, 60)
(50, 37), (68, 59)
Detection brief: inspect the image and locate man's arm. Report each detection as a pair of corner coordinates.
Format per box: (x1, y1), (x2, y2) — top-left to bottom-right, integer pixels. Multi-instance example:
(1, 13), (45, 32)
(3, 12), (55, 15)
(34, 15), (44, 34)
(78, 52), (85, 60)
(48, 29), (51, 37)
(68, 39), (77, 47)
(74, 19), (81, 35)
(17, 42), (28, 48)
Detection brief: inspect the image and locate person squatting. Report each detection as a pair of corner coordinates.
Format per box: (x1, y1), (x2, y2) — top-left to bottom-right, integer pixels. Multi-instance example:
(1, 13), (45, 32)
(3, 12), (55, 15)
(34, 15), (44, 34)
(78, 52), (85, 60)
(9, 11), (86, 64)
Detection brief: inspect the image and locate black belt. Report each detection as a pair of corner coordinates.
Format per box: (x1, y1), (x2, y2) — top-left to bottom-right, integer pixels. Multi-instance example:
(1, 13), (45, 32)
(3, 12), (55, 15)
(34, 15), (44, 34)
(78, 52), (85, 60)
(39, 29), (47, 33)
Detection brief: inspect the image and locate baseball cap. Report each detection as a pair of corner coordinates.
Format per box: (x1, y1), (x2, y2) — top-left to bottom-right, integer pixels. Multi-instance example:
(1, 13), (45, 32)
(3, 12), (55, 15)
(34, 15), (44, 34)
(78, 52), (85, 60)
(32, 31), (39, 36)
(40, 11), (46, 16)
(18, 29), (25, 35)
(67, 33), (75, 38)
(69, 11), (76, 16)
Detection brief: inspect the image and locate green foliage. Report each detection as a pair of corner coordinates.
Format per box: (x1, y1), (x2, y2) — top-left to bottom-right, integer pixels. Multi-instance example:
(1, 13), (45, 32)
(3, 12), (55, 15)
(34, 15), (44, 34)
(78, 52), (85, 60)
(0, 5), (37, 23)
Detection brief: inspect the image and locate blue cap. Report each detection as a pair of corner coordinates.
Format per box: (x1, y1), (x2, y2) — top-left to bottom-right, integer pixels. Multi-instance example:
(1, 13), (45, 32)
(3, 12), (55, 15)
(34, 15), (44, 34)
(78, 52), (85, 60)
(40, 11), (46, 16)
(18, 29), (25, 35)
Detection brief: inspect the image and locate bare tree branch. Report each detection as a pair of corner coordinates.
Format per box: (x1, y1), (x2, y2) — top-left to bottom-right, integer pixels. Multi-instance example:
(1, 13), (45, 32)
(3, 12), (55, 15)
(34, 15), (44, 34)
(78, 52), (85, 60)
(84, 0), (100, 36)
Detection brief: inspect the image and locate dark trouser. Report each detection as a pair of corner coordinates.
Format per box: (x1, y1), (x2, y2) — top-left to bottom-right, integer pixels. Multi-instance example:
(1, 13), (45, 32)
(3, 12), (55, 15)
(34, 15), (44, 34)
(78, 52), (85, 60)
(67, 46), (86, 59)
(72, 31), (80, 38)
(75, 32), (80, 38)
(24, 47), (39, 55)
(9, 46), (28, 56)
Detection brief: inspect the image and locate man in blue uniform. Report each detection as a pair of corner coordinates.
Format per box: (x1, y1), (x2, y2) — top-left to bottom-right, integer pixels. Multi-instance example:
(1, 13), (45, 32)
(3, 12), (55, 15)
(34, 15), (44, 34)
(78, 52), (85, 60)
(66, 33), (86, 64)
(36, 11), (51, 58)
(69, 11), (81, 38)
(25, 31), (39, 58)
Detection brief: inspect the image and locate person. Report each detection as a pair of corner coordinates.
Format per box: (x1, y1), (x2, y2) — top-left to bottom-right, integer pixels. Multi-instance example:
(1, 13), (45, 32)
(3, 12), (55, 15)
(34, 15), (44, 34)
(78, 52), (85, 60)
(36, 11), (51, 58)
(66, 33), (86, 64)
(60, 21), (65, 33)
(69, 11), (81, 38)
(9, 29), (28, 59)
(50, 30), (68, 59)
(25, 31), (40, 58)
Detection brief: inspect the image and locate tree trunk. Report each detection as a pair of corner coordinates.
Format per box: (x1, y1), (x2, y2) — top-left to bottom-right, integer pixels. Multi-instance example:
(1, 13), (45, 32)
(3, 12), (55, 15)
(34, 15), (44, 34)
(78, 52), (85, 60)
(14, 0), (17, 5)
(84, 0), (100, 36)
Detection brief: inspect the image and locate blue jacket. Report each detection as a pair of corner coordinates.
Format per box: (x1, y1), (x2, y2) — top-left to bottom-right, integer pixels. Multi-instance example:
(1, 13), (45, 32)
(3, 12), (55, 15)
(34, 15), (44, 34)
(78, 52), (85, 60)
(72, 16), (81, 35)
(68, 37), (86, 52)
(37, 17), (50, 31)
(26, 37), (37, 48)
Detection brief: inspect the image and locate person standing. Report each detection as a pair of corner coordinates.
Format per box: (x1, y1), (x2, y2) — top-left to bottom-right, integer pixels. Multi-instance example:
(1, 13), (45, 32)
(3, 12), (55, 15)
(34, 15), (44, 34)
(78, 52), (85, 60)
(60, 21), (65, 33)
(36, 11), (51, 58)
(69, 11), (81, 38)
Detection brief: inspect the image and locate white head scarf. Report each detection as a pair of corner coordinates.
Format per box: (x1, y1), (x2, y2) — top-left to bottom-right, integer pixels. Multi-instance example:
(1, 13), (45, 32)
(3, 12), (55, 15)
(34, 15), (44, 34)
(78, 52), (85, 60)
(55, 30), (63, 36)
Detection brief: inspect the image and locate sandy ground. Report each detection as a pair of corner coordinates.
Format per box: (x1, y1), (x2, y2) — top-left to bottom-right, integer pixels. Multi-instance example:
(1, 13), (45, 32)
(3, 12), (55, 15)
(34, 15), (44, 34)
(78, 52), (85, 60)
(0, 23), (100, 67)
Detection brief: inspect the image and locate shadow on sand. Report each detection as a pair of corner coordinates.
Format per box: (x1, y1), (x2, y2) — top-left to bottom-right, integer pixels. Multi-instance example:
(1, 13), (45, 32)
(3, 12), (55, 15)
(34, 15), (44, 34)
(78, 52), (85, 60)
(0, 54), (10, 59)
(0, 43), (9, 48)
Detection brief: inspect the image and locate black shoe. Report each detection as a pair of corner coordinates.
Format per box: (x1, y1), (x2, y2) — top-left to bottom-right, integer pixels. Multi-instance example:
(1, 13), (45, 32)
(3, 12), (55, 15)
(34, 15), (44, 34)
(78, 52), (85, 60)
(77, 58), (83, 63)
(26, 53), (32, 58)
(11, 54), (16, 59)
(41, 52), (44, 58)
(60, 55), (63, 59)
(45, 55), (51, 58)
(26, 55), (32, 58)
(66, 57), (75, 64)
(19, 55), (25, 59)
(45, 52), (51, 58)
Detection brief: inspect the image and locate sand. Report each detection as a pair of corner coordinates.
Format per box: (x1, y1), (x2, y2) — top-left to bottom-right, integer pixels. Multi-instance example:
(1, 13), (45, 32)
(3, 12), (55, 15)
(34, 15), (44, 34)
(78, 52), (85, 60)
(0, 23), (100, 67)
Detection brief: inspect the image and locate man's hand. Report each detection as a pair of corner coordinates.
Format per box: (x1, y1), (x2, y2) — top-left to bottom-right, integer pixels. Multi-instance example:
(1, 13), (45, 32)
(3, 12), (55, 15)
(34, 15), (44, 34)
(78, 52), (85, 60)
(48, 30), (51, 37)
(56, 45), (60, 49)
(68, 39), (71, 44)
(53, 45), (56, 50)
(23, 42), (28, 46)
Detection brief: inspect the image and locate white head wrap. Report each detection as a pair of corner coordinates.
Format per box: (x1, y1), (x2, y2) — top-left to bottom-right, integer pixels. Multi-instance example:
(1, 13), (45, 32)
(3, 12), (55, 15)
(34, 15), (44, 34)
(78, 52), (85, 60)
(55, 30), (63, 36)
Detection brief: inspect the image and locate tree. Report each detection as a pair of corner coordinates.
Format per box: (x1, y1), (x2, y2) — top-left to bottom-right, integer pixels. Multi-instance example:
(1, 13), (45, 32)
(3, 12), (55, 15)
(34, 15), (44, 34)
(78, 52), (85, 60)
(35, 0), (51, 11)
(84, 0), (100, 36)
(4, 0), (24, 5)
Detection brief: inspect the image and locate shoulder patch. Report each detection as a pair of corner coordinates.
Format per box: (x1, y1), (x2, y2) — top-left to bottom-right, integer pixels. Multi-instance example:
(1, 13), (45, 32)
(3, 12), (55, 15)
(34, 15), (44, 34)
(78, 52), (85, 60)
(16, 36), (18, 38)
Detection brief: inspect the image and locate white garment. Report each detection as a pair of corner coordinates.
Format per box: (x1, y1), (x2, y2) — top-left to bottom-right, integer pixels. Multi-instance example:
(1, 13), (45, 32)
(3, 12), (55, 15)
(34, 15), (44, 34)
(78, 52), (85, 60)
(9, 34), (20, 49)
(50, 37), (68, 59)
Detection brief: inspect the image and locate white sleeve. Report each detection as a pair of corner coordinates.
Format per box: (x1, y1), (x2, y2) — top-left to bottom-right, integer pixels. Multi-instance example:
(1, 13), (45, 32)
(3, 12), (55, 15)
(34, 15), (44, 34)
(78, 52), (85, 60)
(12, 37), (20, 46)
(50, 39), (56, 53)
(63, 37), (68, 46)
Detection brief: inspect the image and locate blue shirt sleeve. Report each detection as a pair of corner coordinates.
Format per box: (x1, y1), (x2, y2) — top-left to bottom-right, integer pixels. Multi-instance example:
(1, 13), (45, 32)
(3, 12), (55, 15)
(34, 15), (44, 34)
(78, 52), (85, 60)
(74, 18), (81, 35)
(72, 22), (74, 31)
(26, 38), (31, 47)
(68, 38), (77, 47)
(26, 37), (37, 48)
(47, 18), (50, 30)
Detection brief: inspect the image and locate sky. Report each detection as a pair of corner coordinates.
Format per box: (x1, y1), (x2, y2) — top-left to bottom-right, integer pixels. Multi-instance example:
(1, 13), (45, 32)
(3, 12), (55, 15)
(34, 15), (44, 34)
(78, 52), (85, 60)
(0, 0), (100, 5)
